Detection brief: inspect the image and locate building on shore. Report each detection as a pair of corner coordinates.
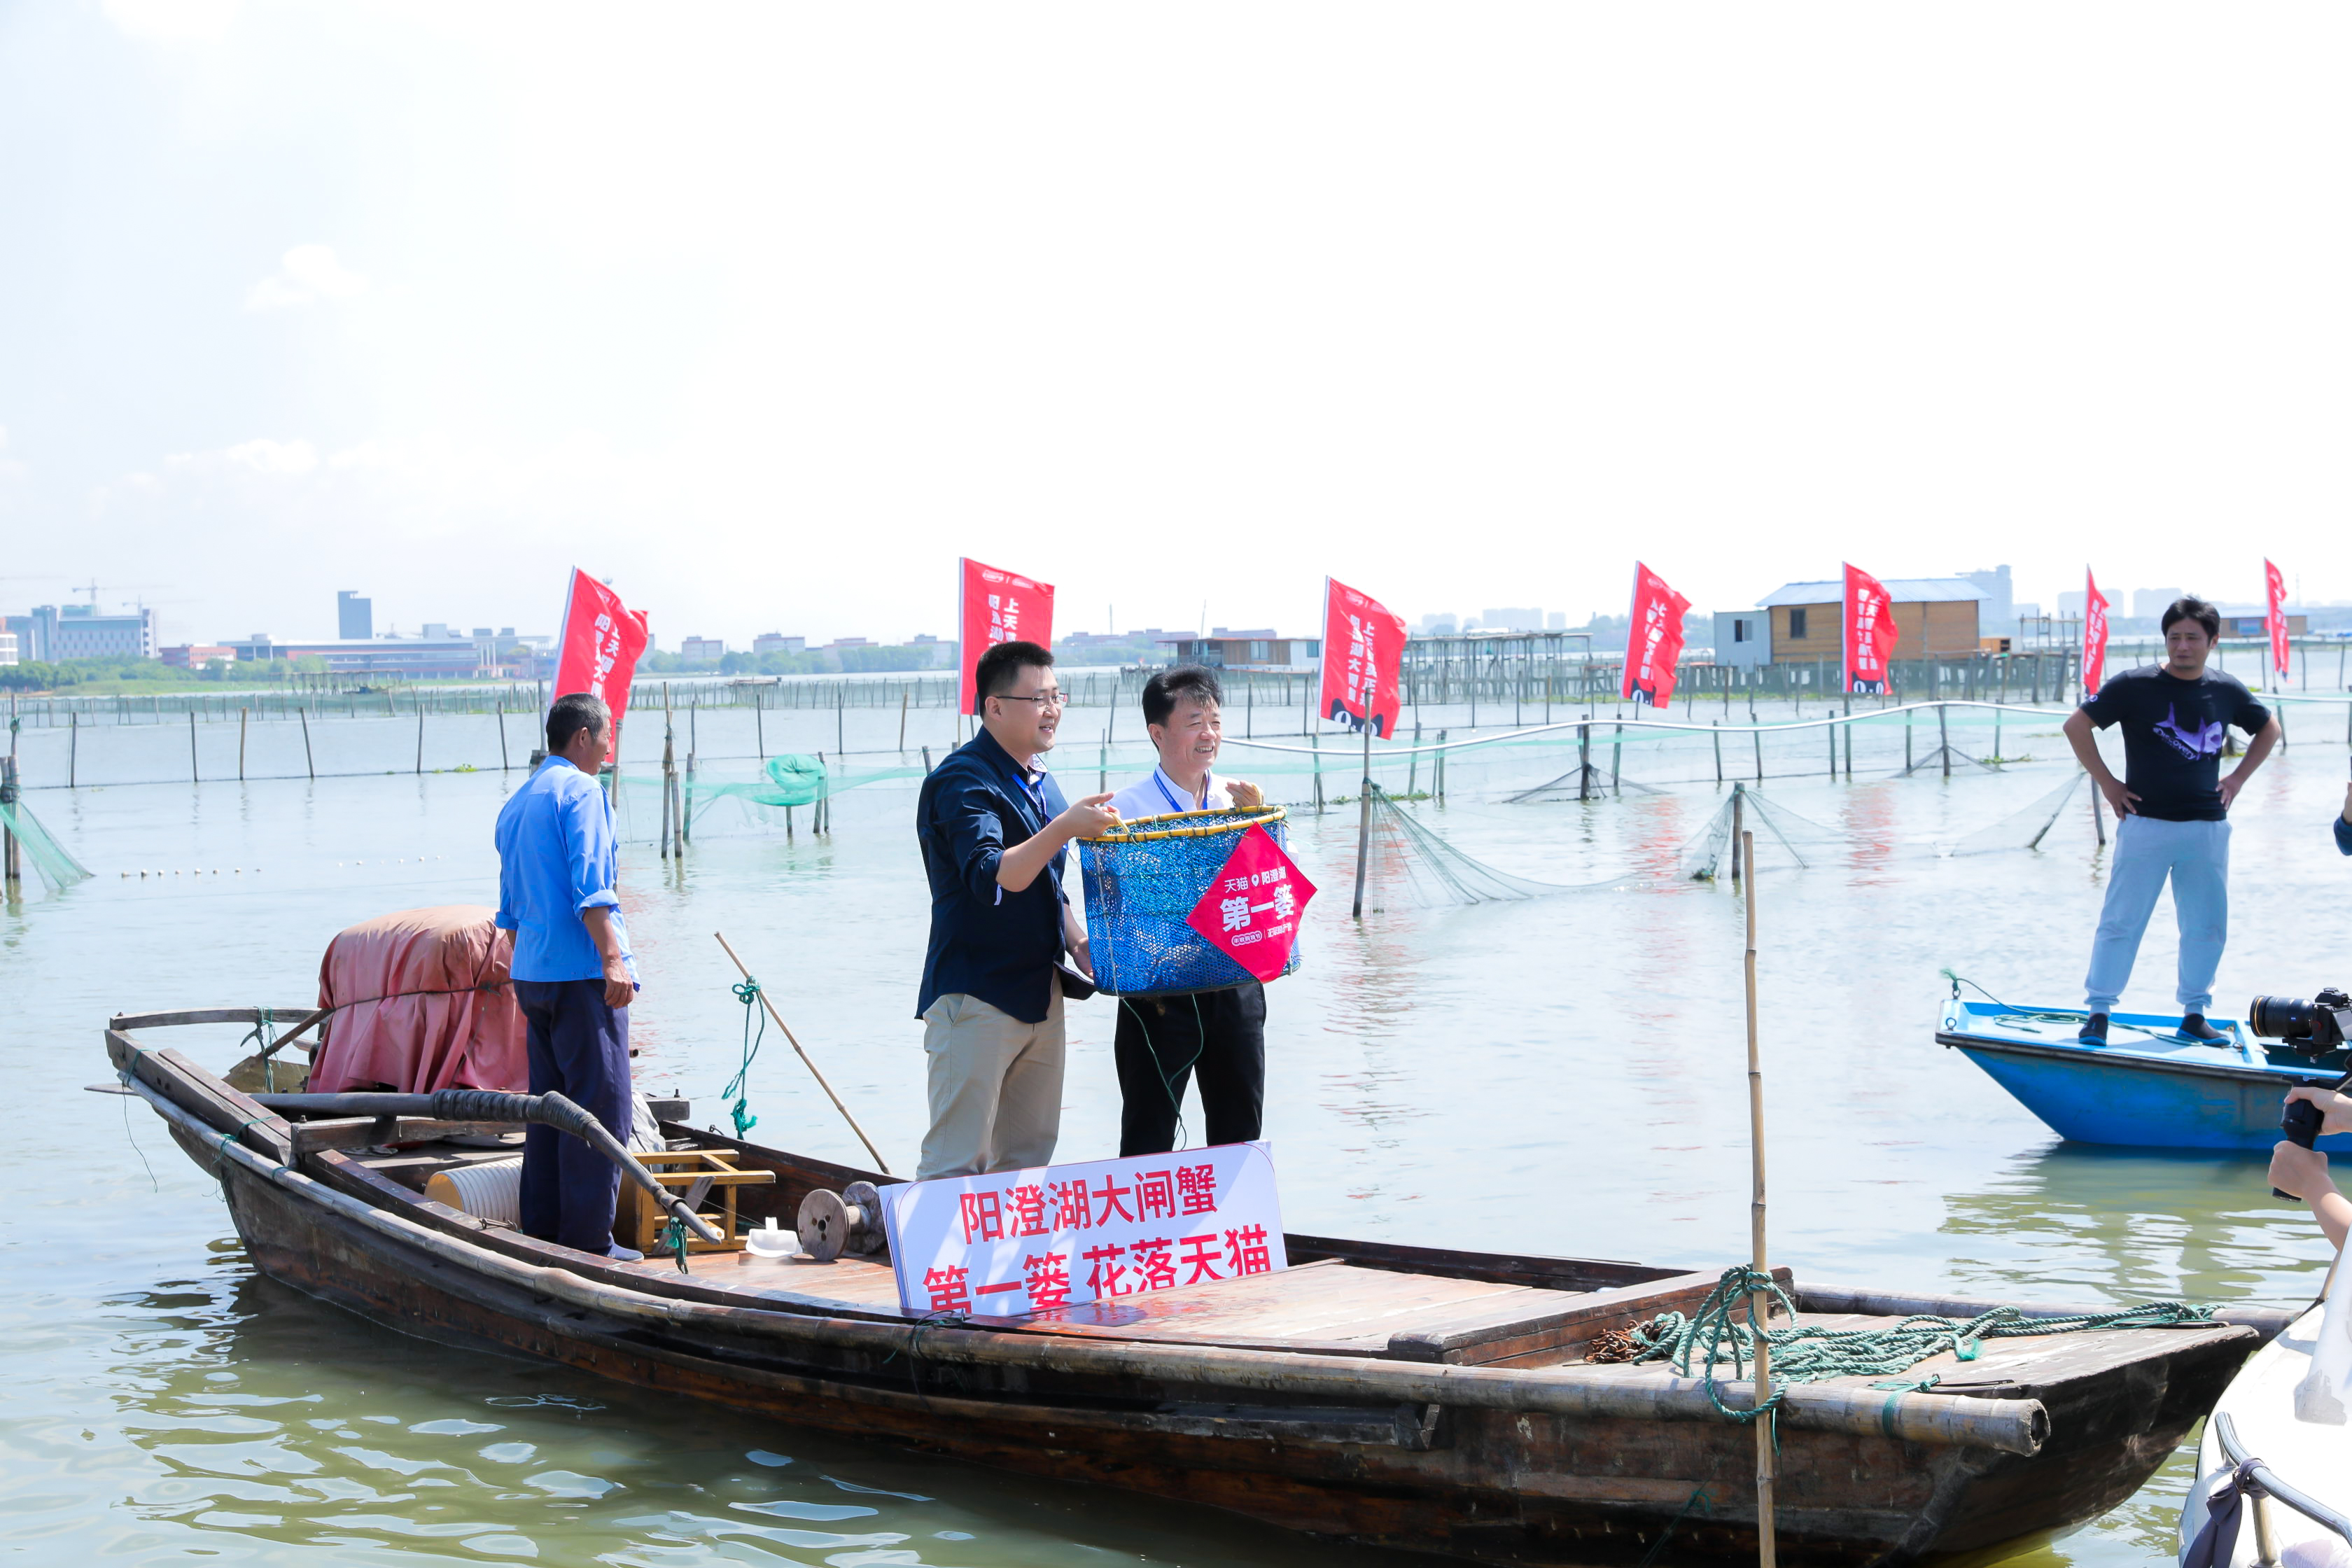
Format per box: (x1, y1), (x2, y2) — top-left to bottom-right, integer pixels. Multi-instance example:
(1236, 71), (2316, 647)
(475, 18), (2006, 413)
(752, 633), (805, 655)
(1155, 629), (1322, 672)
(220, 634), (486, 678)
(680, 636), (726, 662)
(337, 591), (372, 640)
(1757, 578), (1982, 663)
(0, 629), (15, 666)
(160, 644), (240, 670)
(19, 603), (159, 662)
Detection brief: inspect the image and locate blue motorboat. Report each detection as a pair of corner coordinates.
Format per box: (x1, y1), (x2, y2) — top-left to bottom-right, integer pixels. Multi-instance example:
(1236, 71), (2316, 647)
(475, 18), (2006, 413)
(1937, 995), (2352, 1151)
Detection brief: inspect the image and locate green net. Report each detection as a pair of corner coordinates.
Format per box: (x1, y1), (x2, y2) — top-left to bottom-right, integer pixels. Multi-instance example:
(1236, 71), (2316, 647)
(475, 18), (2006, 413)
(608, 753), (932, 843)
(0, 793), (92, 892)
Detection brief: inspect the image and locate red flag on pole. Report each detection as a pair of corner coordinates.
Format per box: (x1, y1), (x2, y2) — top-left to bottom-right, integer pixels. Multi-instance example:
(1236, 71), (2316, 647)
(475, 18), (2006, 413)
(957, 558), (1055, 715)
(1620, 562), (1691, 709)
(2265, 558), (2290, 680)
(550, 568), (651, 739)
(2082, 568), (2110, 696)
(1842, 564), (1899, 695)
(1318, 577), (1407, 737)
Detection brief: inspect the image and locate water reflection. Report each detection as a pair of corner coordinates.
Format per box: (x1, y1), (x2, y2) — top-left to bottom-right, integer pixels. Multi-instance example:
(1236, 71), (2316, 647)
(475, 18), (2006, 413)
(95, 1264), (1399, 1565)
(1941, 1141), (2334, 1310)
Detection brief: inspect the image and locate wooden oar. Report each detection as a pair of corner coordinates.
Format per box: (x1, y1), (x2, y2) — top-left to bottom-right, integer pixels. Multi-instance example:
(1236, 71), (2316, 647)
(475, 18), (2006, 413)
(713, 931), (892, 1175)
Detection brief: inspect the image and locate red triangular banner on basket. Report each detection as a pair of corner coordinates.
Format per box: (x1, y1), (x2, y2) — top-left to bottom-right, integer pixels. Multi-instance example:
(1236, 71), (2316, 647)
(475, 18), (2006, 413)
(1185, 825), (1316, 982)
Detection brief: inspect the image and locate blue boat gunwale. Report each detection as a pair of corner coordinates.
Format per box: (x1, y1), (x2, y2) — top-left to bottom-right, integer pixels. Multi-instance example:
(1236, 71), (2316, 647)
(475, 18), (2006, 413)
(1936, 997), (2349, 1088)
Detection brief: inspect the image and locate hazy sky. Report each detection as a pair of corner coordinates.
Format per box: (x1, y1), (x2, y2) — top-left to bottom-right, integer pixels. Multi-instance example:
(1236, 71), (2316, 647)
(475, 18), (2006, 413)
(4, 3), (2348, 648)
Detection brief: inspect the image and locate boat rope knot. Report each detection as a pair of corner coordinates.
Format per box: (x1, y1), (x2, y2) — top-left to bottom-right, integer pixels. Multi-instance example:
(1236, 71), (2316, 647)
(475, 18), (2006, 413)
(1588, 1266), (2218, 1421)
(722, 979), (765, 1140)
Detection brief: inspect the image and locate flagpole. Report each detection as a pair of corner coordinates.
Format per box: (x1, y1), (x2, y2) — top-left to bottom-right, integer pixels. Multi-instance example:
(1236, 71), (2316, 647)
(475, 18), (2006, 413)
(1351, 710), (1374, 918)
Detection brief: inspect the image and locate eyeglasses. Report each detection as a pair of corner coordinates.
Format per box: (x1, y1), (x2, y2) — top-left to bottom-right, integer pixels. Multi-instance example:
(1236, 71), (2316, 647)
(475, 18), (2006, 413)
(995, 690), (1067, 709)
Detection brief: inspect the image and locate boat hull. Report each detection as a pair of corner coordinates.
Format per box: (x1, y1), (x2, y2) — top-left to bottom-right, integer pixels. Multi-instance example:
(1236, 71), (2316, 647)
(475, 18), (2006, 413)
(1939, 1000), (2352, 1152)
(169, 1117), (2239, 1568)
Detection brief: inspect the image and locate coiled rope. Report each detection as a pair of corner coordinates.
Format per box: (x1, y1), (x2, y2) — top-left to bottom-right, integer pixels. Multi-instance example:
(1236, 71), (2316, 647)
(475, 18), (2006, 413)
(1589, 1267), (2216, 1411)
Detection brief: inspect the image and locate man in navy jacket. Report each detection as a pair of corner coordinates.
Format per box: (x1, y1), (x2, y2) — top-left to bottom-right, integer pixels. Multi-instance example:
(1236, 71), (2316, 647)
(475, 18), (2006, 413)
(915, 640), (1118, 1179)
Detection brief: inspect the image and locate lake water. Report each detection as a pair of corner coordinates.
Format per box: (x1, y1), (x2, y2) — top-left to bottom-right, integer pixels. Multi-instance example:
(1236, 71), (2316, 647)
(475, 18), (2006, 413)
(8, 696), (2350, 1566)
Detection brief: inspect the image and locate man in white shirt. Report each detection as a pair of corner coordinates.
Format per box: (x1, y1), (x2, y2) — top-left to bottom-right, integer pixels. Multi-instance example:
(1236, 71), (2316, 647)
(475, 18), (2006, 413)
(1105, 666), (1270, 1156)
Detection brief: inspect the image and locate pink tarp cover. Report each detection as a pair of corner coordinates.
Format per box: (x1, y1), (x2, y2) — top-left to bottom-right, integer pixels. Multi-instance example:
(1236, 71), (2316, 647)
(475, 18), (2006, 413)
(308, 905), (527, 1094)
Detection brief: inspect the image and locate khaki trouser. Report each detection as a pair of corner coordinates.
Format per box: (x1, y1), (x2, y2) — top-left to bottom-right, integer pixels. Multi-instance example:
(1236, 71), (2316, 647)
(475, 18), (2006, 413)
(917, 990), (1065, 1180)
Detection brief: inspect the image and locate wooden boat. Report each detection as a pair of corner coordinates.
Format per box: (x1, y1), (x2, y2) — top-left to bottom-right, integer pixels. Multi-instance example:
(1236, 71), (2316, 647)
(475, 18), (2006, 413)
(1939, 996), (2352, 1152)
(113, 1004), (2292, 1567)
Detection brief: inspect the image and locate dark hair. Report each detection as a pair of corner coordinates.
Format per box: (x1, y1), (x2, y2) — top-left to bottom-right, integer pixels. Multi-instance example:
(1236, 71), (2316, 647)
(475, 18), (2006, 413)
(2161, 596), (2221, 640)
(1143, 665), (1224, 728)
(975, 640), (1054, 711)
(546, 692), (611, 753)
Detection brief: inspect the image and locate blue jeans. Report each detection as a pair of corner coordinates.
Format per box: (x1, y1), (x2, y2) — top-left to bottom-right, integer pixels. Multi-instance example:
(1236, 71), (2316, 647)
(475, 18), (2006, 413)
(514, 978), (634, 1253)
(2083, 815), (2232, 1016)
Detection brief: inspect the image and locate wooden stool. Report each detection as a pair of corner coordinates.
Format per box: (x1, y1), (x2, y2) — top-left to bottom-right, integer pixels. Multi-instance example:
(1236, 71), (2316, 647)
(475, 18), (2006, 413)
(617, 1149), (777, 1256)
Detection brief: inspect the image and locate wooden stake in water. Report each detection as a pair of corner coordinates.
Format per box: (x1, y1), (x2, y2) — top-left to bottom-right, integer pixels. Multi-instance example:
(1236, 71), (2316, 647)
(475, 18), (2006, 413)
(1742, 827), (1777, 1567)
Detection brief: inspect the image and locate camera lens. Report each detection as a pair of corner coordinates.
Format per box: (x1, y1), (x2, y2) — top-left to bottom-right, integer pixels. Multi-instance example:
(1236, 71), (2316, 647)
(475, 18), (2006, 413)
(2251, 995), (2318, 1040)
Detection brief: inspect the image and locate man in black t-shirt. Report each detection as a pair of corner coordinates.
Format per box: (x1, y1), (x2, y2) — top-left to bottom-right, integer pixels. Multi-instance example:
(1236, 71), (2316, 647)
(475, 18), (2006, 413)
(2062, 596), (2279, 1044)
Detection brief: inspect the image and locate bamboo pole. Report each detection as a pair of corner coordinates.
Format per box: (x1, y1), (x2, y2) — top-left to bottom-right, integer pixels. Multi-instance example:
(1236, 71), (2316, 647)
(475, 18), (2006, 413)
(713, 932), (891, 1172)
(299, 708), (314, 779)
(188, 710), (199, 783)
(1, 755), (19, 893)
(239, 707), (248, 780)
(1743, 827), (1776, 1567)
(68, 711), (76, 788)
(898, 686), (909, 751)
(416, 705), (426, 774)
(1730, 783), (1744, 884)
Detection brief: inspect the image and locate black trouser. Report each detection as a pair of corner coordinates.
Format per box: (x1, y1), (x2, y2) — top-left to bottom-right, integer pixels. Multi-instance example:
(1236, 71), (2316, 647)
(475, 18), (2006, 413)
(514, 978), (634, 1254)
(1113, 981), (1265, 1156)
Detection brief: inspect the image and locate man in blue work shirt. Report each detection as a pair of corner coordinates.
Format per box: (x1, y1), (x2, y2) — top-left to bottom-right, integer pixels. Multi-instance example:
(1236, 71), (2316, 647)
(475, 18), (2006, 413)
(915, 640), (1119, 1180)
(495, 692), (642, 1259)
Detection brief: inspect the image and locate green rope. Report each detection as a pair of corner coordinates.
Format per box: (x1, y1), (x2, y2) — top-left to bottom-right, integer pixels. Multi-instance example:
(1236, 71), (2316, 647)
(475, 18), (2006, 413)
(1942, 969), (2200, 1043)
(722, 979), (765, 1140)
(234, 1006), (279, 1092)
(1599, 1266), (2216, 1405)
(212, 1115), (276, 1172)
(659, 1215), (690, 1274)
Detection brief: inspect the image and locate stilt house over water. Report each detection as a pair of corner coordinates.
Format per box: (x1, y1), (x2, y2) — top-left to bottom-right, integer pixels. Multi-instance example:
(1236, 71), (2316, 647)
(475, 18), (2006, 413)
(1759, 577), (1984, 664)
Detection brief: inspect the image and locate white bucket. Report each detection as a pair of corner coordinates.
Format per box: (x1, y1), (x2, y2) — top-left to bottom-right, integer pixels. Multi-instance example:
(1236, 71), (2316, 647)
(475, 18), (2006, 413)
(424, 1156), (524, 1226)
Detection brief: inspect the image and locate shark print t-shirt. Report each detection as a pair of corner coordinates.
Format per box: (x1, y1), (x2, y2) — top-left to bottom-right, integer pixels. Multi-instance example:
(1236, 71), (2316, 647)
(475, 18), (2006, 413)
(2079, 664), (2271, 821)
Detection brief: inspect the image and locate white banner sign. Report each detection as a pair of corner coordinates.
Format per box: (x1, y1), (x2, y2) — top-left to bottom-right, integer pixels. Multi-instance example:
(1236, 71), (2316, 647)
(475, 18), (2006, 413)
(878, 1142), (1288, 1318)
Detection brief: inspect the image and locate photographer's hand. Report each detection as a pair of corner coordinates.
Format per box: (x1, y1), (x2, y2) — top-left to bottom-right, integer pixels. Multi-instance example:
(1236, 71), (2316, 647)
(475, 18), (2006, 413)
(2270, 1142), (2352, 1251)
(2286, 1086), (2352, 1137)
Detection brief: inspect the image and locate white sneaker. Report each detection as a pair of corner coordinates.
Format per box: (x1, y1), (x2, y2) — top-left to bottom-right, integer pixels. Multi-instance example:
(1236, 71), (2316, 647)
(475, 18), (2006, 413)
(605, 1243), (645, 1262)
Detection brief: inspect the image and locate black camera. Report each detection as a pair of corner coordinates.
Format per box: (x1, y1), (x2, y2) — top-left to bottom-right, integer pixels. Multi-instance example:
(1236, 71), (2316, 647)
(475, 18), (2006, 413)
(2249, 988), (2352, 1056)
(2250, 988), (2352, 1198)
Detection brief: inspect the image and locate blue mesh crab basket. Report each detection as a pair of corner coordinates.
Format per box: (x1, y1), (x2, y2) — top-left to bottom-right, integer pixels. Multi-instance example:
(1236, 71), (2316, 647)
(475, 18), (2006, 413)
(1079, 806), (1303, 997)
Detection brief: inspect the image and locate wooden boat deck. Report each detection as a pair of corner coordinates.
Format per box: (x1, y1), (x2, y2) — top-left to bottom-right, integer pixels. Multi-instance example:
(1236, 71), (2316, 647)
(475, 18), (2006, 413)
(615, 1240), (2212, 1394)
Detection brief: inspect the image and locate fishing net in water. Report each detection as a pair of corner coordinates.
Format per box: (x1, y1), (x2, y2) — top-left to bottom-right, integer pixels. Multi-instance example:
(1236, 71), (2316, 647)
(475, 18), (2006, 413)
(1357, 785), (1594, 909)
(1676, 770), (2100, 880)
(1675, 788), (1858, 881)
(0, 793), (92, 892)
(1079, 807), (1305, 996)
(610, 753), (931, 842)
(1946, 770), (2089, 857)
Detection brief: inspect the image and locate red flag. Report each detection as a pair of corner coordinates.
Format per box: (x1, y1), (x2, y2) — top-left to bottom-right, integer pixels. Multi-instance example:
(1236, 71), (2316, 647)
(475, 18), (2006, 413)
(550, 568), (650, 740)
(1184, 823), (1315, 983)
(2082, 568), (2110, 696)
(1318, 577), (1407, 737)
(2266, 558), (2290, 678)
(1620, 562), (1691, 708)
(958, 558), (1056, 715)
(1842, 563), (1900, 694)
